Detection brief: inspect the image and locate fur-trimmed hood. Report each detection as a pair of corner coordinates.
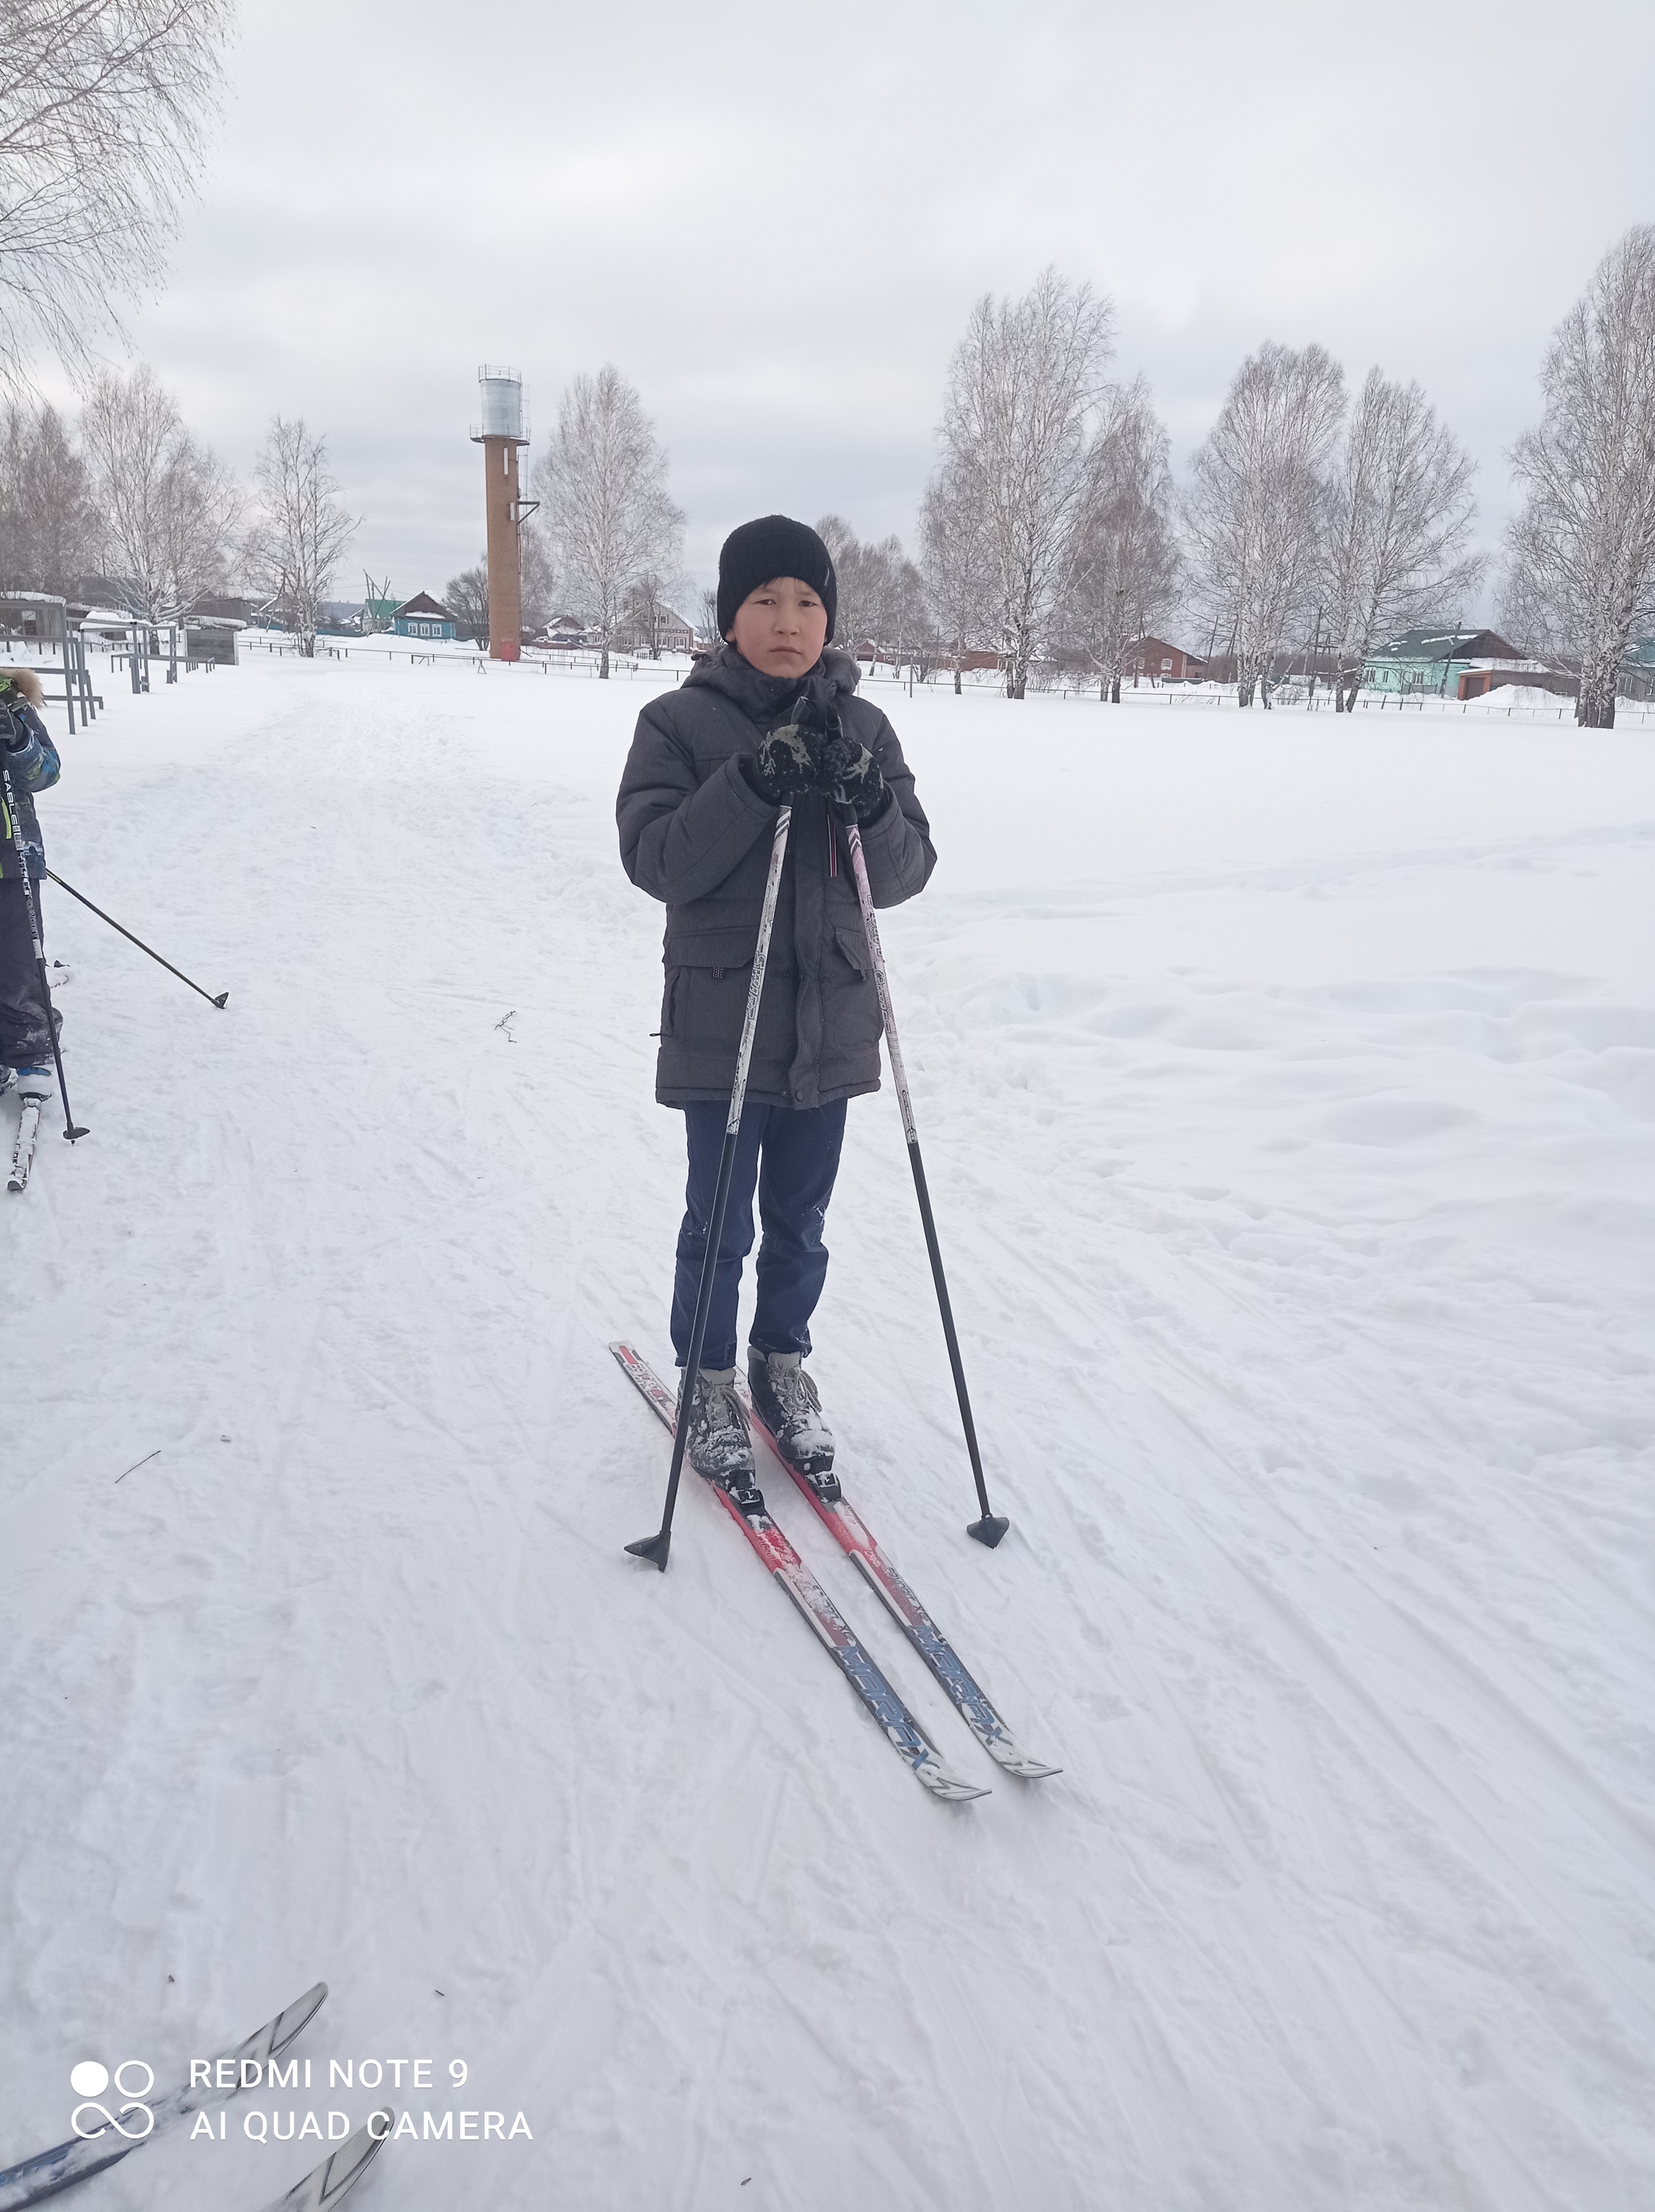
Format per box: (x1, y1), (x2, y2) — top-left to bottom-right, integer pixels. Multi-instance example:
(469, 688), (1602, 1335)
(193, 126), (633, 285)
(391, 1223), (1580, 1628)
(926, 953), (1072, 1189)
(0, 668), (45, 707)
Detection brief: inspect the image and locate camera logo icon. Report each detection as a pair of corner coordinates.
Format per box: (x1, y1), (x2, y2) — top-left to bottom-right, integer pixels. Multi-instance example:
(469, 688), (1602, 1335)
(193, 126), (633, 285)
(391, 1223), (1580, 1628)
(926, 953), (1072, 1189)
(70, 2060), (156, 2141)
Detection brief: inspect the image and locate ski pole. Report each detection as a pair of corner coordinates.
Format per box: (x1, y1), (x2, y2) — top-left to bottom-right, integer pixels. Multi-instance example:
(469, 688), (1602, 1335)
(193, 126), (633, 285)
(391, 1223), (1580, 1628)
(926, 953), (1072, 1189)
(627, 802), (794, 1573)
(44, 872), (228, 1008)
(841, 809), (1008, 1547)
(1, 757), (87, 1144)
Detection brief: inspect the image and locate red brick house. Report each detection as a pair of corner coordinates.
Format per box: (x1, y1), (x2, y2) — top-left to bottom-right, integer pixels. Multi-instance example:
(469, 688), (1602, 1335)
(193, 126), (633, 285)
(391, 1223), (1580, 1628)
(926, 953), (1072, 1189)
(1123, 637), (1206, 684)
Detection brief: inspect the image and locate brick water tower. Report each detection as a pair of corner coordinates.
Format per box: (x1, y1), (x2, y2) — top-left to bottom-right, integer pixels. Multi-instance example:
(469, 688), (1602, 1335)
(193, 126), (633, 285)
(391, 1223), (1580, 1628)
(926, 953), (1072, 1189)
(471, 367), (533, 661)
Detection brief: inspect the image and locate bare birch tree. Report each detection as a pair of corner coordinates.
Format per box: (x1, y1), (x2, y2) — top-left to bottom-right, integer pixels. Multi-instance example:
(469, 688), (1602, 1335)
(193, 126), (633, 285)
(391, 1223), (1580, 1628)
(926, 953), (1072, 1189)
(882, 543), (928, 672)
(447, 523), (556, 648)
(816, 515), (920, 672)
(535, 364), (683, 679)
(1065, 375), (1179, 702)
(444, 557), (488, 645)
(919, 461), (993, 693)
(80, 361), (238, 622)
(1322, 370), (1481, 711)
(519, 518), (556, 634)
(815, 513), (866, 659)
(1504, 226), (1655, 729)
(242, 417), (355, 657)
(0, 1), (233, 388)
(1184, 341), (1346, 706)
(624, 567), (694, 656)
(933, 268), (1115, 698)
(0, 397), (96, 592)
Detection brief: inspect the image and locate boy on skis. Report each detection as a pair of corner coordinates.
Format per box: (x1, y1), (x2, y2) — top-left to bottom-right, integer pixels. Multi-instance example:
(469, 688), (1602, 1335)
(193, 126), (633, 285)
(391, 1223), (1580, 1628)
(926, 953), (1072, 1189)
(0, 667), (61, 1104)
(617, 515), (936, 1491)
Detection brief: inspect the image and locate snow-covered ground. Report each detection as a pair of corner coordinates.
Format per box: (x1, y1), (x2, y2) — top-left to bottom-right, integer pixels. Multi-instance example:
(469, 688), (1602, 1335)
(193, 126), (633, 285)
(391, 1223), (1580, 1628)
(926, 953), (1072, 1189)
(3, 656), (1652, 2211)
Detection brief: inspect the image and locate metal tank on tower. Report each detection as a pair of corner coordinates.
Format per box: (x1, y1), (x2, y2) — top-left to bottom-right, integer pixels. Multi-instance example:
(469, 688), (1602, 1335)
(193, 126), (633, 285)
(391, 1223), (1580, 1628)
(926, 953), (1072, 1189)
(471, 367), (534, 661)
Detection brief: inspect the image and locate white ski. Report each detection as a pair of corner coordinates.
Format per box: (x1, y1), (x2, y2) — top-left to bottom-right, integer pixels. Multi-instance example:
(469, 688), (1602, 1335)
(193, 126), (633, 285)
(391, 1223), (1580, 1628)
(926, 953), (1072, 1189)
(258, 2109), (392, 2212)
(7, 1097), (40, 1193)
(0, 1983), (328, 2210)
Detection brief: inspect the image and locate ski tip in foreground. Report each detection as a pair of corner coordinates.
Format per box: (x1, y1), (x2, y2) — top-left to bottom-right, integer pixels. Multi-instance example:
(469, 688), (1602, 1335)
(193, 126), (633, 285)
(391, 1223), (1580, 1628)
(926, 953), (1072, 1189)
(915, 1755), (992, 1802)
(993, 1750), (1064, 1781)
(625, 1529), (672, 1572)
(273, 1981), (331, 2052)
(967, 1512), (1011, 1549)
(257, 2106), (391, 2212)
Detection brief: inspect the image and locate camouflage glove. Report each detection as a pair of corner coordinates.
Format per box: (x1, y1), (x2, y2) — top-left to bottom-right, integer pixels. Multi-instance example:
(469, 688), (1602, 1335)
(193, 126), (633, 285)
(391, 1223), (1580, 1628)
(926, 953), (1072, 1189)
(819, 725), (888, 823)
(740, 707), (834, 804)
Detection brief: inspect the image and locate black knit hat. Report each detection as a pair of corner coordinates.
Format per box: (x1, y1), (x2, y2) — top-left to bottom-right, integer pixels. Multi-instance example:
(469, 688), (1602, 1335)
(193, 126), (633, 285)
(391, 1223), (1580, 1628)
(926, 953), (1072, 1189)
(716, 515), (837, 643)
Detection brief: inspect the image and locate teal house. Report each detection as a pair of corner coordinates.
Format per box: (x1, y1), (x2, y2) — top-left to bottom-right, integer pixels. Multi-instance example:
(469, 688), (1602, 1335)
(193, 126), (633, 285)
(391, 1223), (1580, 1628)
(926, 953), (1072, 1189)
(1361, 627), (1522, 697)
(392, 592), (457, 641)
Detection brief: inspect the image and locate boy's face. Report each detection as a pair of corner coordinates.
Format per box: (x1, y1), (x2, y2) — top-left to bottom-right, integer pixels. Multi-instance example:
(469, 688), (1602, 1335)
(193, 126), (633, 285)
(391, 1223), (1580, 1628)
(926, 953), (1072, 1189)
(727, 576), (829, 678)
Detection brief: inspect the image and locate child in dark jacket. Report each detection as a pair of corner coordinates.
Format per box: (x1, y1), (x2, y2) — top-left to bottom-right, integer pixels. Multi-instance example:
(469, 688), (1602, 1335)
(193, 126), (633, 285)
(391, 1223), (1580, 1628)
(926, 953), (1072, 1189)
(616, 515), (936, 1490)
(0, 667), (63, 1099)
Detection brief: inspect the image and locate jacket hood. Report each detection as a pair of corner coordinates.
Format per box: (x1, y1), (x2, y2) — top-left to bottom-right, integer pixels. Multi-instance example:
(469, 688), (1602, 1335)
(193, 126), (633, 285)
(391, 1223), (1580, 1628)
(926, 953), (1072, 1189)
(0, 667), (45, 707)
(684, 641), (862, 725)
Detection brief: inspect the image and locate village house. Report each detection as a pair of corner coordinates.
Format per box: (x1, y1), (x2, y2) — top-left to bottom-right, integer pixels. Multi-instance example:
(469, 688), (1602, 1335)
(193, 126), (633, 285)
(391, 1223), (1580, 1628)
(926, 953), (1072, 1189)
(391, 592), (457, 642)
(613, 603), (696, 656)
(1362, 627), (1527, 698)
(1122, 636), (1208, 684)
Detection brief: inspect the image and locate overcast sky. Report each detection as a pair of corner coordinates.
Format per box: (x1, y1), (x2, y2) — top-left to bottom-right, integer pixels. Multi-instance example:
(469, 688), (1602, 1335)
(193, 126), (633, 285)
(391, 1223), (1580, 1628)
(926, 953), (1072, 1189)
(55, 0), (1655, 618)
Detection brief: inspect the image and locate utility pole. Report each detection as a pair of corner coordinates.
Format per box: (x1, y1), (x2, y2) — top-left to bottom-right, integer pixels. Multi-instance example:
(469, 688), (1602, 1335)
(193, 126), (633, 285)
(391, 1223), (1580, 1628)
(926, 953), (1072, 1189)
(1439, 611), (1464, 698)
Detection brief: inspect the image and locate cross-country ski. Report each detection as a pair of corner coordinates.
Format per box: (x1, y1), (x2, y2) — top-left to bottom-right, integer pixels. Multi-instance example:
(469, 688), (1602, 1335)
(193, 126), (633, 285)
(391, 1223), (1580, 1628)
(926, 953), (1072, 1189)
(741, 1389), (1060, 1780)
(7, 1094), (39, 1194)
(0, 1984), (327, 2211)
(612, 1342), (987, 1802)
(257, 2110), (392, 2212)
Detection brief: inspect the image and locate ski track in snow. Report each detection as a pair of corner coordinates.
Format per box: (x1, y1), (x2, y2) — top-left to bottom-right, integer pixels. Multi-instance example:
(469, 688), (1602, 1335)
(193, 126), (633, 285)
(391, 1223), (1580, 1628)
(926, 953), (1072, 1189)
(1, 659), (1652, 2211)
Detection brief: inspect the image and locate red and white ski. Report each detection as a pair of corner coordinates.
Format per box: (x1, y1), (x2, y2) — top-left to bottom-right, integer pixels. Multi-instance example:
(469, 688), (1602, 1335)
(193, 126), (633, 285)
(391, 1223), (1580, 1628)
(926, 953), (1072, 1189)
(611, 1343), (987, 1803)
(742, 1392), (1060, 1781)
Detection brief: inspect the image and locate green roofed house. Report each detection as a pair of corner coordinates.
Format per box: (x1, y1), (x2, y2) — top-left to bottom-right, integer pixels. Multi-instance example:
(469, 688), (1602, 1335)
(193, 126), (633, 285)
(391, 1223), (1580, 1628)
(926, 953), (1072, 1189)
(1362, 627), (1524, 698)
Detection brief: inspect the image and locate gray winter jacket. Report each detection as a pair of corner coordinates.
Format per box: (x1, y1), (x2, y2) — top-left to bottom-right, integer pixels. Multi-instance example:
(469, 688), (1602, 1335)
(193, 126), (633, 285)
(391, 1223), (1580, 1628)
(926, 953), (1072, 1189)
(617, 644), (936, 1109)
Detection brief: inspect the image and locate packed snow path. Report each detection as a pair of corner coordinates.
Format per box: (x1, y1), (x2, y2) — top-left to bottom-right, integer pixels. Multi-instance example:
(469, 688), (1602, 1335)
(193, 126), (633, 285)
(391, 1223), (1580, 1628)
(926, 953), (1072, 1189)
(2, 658), (1652, 2211)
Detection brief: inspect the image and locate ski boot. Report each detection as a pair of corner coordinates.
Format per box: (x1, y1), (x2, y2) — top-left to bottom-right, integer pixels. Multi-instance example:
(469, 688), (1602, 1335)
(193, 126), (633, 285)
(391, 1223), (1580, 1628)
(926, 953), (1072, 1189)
(13, 1063), (53, 1101)
(681, 1367), (762, 1506)
(748, 1348), (840, 1501)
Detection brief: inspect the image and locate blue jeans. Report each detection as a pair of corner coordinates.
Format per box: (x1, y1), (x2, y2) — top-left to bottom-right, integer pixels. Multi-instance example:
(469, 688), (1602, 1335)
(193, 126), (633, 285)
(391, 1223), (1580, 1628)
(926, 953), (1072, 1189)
(672, 1099), (849, 1371)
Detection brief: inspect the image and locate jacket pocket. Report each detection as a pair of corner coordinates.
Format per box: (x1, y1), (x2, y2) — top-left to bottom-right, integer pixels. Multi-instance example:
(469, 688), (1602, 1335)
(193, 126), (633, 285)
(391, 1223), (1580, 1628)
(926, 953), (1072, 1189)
(832, 925), (870, 980)
(664, 924), (760, 977)
(825, 925), (882, 1058)
(664, 925), (794, 1073)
